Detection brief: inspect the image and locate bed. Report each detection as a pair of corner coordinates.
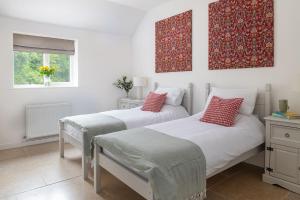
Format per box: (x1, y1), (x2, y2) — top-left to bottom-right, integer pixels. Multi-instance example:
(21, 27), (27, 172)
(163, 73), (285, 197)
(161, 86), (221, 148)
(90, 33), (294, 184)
(93, 83), (272, 200)
(59, 82), (193, 180)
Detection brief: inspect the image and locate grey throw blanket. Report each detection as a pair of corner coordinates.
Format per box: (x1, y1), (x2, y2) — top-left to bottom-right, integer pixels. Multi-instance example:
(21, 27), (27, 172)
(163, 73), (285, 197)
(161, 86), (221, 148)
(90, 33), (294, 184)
(61, 113), (127, 157)
(94, 128), (206, 200)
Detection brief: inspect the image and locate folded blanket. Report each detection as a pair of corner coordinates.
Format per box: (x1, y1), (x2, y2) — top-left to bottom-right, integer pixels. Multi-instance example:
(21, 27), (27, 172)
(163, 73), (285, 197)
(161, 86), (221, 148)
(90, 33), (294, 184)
(94, 128), (206, 200)
(61, 113), (127, 157)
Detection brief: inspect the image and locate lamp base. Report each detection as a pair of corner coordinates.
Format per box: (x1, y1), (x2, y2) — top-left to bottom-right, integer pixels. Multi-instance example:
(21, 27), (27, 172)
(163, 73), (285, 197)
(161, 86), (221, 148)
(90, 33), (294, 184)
(136, 87), (143, 99)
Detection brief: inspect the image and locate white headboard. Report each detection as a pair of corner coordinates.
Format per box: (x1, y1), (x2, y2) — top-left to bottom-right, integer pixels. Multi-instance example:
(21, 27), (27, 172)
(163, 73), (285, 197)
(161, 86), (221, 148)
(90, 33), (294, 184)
(204, 83), (272, 121)
(154, 82), (193, 115)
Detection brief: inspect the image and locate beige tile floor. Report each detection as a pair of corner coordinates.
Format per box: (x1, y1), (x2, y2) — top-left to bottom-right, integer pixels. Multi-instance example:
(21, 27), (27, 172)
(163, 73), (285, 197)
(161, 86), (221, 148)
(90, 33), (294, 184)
(0, 142), (299, 200)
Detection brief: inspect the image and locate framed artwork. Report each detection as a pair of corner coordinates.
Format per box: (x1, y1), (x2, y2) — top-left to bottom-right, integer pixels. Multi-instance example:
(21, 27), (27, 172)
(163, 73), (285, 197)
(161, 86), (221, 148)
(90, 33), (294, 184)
(209, 0), (274, 70)
(155, 10), (192, 73)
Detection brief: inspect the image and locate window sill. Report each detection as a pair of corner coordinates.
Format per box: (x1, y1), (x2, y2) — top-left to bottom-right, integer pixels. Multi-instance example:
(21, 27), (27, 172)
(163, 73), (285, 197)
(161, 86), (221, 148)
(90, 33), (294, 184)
(13, 84), (78, 89)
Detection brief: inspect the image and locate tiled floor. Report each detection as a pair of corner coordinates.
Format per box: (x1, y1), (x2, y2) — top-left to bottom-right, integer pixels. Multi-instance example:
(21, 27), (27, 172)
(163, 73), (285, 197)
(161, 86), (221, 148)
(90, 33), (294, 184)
(0, 142), (299, 200)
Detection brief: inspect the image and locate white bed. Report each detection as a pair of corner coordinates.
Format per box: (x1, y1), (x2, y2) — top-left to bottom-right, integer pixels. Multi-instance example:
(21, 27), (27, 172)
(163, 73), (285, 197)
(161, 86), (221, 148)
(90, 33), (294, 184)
(63, 105), (188, 143)
(59, 82), (193, 180)
(147, 112), (265, 177)
(94, 83), (272, 199)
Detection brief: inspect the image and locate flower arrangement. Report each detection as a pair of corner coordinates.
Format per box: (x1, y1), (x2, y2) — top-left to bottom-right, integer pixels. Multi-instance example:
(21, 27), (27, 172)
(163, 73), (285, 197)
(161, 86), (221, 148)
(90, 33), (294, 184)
(39, 66), (56, 86)
(113, 76), (133, 97)
(39, 66), (56, 77)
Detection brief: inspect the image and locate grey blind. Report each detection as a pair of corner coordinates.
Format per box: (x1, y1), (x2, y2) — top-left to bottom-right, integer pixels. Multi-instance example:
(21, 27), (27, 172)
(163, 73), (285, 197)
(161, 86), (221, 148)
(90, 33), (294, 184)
(13, 33), (75, 55)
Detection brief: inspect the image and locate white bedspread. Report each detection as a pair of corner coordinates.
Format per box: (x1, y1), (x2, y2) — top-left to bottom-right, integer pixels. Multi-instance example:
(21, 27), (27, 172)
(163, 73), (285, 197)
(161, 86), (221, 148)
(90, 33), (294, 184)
(102, 105), (189, 129)
(64, 105), (189, 143)
(146, 113), (265, 176)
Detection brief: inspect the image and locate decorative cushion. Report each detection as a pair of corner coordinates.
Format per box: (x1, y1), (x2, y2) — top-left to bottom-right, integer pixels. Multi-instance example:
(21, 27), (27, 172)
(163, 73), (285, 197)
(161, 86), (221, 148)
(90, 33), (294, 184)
(142, 92), (167, 112)
(201, 96), (244, 127)
(204, 87), (257, 115)
(155, 87), (185, 106)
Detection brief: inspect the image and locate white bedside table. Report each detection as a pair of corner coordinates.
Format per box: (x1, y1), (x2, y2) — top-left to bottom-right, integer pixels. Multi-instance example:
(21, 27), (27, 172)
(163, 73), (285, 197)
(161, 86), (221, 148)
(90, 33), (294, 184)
(263, 116), (300, 194)
(118, 98), (144, 110)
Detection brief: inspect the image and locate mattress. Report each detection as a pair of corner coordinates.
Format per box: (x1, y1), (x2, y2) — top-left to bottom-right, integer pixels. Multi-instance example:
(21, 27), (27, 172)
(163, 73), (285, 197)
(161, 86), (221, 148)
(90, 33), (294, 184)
(64, 105), (189, 143)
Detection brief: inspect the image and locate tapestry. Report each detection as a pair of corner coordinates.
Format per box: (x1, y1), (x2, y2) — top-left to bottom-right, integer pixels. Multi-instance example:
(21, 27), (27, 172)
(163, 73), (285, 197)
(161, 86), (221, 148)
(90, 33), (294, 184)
(209, 0), (274, 70)
(155, 10), (192, 73)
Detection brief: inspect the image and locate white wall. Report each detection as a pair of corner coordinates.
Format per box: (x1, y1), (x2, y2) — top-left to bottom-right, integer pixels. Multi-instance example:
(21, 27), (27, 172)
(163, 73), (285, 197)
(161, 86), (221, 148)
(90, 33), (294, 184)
(132, 0), (300, 114)
(0, 16), (133, 148)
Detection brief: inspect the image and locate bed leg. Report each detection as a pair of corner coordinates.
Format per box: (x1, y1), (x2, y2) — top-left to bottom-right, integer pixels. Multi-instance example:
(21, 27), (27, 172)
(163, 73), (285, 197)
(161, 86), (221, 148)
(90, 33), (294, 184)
(82, 151), (89, 180)
(94, 145), (101, 194)
(59, 121), (64, 158)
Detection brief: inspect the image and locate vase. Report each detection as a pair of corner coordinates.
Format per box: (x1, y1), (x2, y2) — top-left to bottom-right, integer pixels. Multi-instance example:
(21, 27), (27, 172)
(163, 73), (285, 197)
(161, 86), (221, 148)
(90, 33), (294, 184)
(43, 75), (51, 86)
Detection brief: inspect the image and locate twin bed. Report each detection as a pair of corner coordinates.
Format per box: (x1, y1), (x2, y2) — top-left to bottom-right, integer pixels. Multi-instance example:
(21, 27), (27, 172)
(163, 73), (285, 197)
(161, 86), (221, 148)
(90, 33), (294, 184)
(92, 83), (272, 200)
(59, 82), (193, 180)
(59, 82), (272, 200)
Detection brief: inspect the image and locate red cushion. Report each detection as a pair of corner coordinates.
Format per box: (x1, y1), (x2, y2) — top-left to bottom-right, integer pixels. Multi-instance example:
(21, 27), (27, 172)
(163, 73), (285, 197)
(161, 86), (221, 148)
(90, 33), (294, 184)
(141, 92), (167, 112)
(201, 96), (244, 127)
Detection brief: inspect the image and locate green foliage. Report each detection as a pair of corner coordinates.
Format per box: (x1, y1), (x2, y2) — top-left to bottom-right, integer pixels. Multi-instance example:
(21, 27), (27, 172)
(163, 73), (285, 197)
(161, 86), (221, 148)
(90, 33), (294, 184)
(113, 76), (133, 95)
(50, 54), (70, 82)
(14, 51), (70, 85)
(14, 52), (43, 84)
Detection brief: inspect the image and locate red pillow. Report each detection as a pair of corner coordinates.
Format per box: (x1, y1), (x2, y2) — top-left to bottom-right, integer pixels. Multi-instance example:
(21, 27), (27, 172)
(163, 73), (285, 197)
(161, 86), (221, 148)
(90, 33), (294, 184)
(141, 92), (167, 112)
(201, 96), (244, 127)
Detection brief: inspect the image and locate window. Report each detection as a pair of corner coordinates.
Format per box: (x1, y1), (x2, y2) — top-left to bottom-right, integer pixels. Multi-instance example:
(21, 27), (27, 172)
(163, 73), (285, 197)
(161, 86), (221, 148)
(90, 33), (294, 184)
(13, 33), (77, 88)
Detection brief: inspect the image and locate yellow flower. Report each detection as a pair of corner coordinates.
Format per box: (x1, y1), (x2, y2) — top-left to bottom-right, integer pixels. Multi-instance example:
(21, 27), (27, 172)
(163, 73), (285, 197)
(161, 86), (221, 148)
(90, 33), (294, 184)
(39, 66), (51, 72)
(39, 65), (56, 76)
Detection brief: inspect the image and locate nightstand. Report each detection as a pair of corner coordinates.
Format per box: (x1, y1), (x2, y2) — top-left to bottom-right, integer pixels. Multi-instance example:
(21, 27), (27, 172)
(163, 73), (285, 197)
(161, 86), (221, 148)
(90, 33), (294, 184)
(118, 98), (144, 110)
(263, 116), (300, 194)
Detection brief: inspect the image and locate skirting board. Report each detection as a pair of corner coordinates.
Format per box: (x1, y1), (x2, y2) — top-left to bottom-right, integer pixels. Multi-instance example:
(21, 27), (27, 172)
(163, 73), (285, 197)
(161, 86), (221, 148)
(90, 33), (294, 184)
(0, 139), (265, 169)
(1, 137), (265, 168)
(245, 151), (265, 168)
(0, 136), (59, 151)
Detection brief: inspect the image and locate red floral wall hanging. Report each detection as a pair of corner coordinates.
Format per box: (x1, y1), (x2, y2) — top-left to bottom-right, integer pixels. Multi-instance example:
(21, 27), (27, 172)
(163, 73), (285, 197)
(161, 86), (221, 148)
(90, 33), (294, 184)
(209, 0), (274, 70)
(155, 10), (192, 73)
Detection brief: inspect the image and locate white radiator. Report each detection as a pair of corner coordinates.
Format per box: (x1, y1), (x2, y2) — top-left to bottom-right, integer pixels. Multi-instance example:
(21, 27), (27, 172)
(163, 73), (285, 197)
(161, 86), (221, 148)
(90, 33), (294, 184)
(26, 102), (72, 140)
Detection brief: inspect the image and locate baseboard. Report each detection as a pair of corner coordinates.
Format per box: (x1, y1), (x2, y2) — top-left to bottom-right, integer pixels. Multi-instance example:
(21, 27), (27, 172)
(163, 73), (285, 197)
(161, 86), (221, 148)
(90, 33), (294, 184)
(0, 136), (59, 150)
(245, 151), (265, 168)
(0, 137), (266, 169)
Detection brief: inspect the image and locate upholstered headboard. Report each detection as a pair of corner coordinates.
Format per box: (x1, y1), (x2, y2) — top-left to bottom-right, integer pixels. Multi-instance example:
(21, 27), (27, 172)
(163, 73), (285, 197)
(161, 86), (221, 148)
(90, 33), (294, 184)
(154, 82), (193, 115)
(204, 83), (272, 121)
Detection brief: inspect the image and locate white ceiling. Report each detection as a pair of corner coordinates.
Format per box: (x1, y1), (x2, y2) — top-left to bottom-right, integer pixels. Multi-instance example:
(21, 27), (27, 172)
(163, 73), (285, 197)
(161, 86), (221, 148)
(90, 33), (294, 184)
(0, 0), (174, 35)
(106, 0), (173, 11)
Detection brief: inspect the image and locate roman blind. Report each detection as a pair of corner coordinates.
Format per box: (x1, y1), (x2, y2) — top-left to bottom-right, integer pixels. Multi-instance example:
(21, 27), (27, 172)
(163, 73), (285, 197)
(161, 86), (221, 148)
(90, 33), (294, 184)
(13, 33), (75, 55)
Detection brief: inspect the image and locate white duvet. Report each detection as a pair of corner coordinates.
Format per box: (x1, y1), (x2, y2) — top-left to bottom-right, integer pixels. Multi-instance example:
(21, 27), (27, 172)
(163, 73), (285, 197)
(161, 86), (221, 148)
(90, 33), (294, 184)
(102, 105), (189, 129)
(64, 105), (189, 142)
(146, 112), (265, 176)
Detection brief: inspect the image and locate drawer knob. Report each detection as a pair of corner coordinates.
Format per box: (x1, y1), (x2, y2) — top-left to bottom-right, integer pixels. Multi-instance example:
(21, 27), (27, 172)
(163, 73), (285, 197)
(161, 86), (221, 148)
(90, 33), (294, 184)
(285, 133), (290, 138)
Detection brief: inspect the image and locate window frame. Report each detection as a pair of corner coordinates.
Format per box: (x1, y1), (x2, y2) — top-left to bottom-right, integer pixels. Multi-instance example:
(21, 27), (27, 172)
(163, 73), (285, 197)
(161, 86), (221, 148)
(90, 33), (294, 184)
(13, 51), (78, 89)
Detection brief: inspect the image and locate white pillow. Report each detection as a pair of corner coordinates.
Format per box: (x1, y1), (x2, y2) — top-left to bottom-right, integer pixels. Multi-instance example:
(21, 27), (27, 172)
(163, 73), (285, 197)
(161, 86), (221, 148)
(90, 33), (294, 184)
(155, 87), (185, 106)
(204, 87), (258, 115)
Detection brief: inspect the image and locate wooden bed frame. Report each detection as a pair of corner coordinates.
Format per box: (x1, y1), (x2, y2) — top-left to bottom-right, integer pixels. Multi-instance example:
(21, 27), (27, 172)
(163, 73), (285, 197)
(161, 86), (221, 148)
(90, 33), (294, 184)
(59, 82), (193, 180)
(94, 83), (272, 199)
